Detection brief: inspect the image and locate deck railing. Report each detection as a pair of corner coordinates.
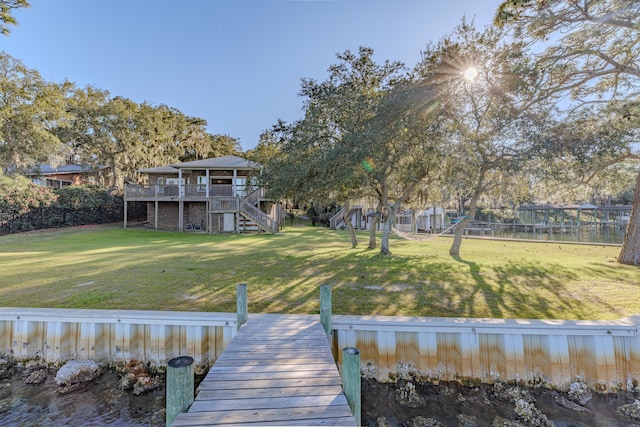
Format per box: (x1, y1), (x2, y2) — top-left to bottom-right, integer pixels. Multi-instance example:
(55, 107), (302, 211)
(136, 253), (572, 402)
(243, 187), (264, 206)
(239, 198), (278, 233)
(124, 184), (278, 233)
(209, 196), (238, 212)
(125, 184), (236, 198)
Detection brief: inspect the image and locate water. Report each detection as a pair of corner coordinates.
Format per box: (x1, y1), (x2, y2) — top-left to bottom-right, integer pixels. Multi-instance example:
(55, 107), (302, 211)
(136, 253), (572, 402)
(465, 224), (625, 245)
(0, 368), (167, 426)
(3, 367), (637, 426)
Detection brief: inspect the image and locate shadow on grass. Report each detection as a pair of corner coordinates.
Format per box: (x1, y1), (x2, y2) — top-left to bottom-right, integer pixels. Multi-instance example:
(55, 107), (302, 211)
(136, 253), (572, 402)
(1, 226), (637, 320)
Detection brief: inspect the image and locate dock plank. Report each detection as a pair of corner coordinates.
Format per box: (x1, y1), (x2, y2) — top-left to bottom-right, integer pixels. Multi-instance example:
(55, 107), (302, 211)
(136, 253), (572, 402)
(188, 394), (350, 412)
(172, 317), (356, 427)
(195, 385), (344, 400)
(208, 363), (338, 373)
(196, 377), (343, 391)
(213, 356), (329, 365)
(172, 405), (353, 426)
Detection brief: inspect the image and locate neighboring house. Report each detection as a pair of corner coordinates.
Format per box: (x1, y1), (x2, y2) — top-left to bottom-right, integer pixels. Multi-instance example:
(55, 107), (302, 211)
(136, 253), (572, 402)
(24, 164), (111, 189)
(123, 155), (282, 233)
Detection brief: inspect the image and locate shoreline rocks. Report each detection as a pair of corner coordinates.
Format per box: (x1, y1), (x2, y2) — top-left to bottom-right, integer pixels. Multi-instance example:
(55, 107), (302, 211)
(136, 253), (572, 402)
(363, 377), (640, 426)
(55, 360), (102, 394)
(117, 359), (162, 395)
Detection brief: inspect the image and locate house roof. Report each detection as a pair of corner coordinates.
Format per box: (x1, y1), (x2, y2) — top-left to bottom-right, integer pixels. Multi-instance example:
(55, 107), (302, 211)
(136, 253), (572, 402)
(24, 164), (106, 176)
(170, 155), (260, 170)
(136, 165), (180, 174)
(136, 156), (261, 174)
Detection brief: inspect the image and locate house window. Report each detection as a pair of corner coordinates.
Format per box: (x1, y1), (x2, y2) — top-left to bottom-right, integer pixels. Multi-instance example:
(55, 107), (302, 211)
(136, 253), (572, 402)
(164, 178), (184, 196)
(234, 177), (247, 197)
(197, 176), (207, 192)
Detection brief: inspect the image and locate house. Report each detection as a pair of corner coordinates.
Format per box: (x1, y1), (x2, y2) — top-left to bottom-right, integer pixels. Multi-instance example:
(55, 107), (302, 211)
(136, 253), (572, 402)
(123, 155), (282, 233)
(330, 205), (446, 233)
(24, 164), (111, 189)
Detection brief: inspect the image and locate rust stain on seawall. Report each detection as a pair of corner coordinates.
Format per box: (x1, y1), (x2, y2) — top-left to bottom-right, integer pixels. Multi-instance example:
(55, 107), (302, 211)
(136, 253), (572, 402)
(2, 309), (640, 392)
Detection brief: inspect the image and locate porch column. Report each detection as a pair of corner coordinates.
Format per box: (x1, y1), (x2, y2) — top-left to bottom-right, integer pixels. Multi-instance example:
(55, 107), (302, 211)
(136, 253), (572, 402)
(155, 200), (159, 230)
(205, 169), (210, 231)
(178, 169), (183, 197)
(123, 200), (128, 228)
(233, 169), (237, 197)
(179, 201), (184, 232)
(205, 169), (210, 196)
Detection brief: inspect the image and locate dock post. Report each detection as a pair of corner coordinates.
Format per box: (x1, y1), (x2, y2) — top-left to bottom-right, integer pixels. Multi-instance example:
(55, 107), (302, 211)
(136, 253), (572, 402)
(342, 347), (361, 426)
(320, 284), (332, 338)
(236, 283), (248, 330)
(166, 355), (194, 427)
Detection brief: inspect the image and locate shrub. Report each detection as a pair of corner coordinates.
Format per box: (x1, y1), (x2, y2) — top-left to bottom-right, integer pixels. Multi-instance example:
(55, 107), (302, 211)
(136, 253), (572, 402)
(0, 178), (123, 233)
(0, 175), (57, 215)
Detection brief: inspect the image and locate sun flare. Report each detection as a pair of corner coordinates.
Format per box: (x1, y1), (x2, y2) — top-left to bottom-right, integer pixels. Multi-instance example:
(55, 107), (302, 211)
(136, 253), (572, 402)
(463, 67), (479, 82)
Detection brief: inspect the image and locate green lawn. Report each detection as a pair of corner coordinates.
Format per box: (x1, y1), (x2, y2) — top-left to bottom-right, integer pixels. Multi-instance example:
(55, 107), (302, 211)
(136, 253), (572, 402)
(0, 224), (638, 320)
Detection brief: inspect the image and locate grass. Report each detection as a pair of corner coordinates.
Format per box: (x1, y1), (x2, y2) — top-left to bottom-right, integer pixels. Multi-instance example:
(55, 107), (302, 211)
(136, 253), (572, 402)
(0, 223), (639, 320)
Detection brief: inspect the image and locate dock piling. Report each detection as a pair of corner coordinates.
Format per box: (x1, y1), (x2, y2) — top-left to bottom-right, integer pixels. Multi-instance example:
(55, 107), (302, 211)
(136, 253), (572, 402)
(342, 347), (361, 426)
(320, 284), (332, 338)
(236, 283), (247, 330)
(166, 355), (194, 427)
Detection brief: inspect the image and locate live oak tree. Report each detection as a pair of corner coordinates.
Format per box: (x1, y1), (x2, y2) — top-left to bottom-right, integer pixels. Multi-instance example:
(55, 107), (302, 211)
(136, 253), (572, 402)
(0, 50), (242, 190)
(0, 0), (29, 36)
(179, 133), (241, 162)
(0, 53), (71, 175)
(245, 120), (288, 167)
(260, 48), (407, 250)
(260, 47), (443, 254)
(415, 22), (554, 257)
(58, 87), (228, 188)
(351, 78), (445, 254)
(535, 105), (638, 202)
(496, 0), (640, 264)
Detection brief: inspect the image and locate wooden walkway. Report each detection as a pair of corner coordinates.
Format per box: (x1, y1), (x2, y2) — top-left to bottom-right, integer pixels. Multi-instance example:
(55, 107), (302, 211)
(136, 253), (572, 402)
(172, 315), (356, 426)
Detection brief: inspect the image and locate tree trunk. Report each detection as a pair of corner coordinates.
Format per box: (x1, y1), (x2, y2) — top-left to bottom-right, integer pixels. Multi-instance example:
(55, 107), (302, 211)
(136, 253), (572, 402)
(378, 188), (391, 255)
(618, 171), (640, 264)
(368, 202), (383, 250)
(449, 217), (471, 257)
(450, 185), (483, 257)
(343, 200), (358, 248)
(368, 214), (378, 249)
(412, 210), (417, 234)
(380, 218), (390, 255)
(380, 206), (395, 256)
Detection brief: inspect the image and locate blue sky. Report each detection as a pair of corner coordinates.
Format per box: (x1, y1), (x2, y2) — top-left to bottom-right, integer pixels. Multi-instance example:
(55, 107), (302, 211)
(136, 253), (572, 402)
(5, 0), (503, 151)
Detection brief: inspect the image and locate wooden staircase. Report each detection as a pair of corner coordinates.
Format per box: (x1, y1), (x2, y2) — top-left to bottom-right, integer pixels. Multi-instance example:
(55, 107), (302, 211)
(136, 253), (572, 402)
(239, 199), (278, 234)
(329, 205), (362, 230)
(209, 194), (278, 234)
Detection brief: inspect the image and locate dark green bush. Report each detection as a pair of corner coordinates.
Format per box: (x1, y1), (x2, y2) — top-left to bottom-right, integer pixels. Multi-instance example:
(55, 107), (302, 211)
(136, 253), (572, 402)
(0, 180), (123, 234)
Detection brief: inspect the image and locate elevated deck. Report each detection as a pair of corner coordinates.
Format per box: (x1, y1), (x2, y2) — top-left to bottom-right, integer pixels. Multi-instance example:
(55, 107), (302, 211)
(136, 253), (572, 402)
(172, 315), (356, 426)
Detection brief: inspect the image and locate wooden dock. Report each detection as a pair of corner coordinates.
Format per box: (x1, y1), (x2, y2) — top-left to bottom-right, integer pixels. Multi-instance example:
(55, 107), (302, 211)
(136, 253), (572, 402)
(172, 315), (357, 426)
